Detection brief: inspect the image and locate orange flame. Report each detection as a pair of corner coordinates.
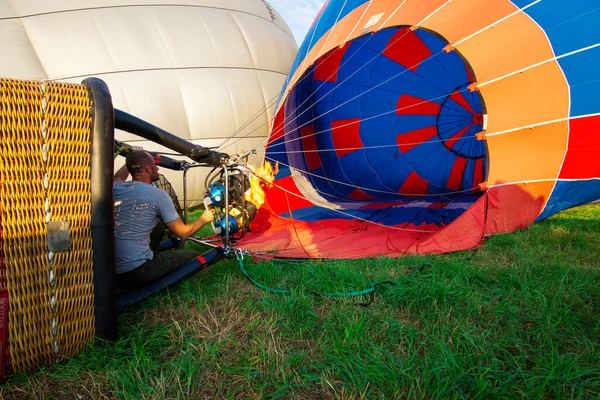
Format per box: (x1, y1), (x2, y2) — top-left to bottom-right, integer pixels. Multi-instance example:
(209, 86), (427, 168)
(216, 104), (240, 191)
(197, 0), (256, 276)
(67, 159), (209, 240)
(245, 161), (278, 208)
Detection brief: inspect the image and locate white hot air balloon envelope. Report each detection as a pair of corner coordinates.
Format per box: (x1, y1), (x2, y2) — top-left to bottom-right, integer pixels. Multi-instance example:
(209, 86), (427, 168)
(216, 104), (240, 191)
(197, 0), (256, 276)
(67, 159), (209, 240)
(0, 0), (298, 205)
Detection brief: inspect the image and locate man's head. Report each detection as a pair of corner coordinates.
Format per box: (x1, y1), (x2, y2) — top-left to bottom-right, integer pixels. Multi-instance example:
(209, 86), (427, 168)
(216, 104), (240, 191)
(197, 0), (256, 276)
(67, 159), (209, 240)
(126, 151), (159, 183)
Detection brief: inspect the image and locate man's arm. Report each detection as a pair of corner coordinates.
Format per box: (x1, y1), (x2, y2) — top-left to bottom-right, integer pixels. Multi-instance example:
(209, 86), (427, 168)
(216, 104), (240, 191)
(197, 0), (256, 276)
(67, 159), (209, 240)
(114, 164), (129, 183)
(165, 209), (214, 240)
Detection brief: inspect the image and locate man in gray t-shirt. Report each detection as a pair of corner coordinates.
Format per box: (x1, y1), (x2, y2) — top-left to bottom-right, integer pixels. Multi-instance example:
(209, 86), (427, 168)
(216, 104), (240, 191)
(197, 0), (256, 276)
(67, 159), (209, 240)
(114, 151), (213, 289)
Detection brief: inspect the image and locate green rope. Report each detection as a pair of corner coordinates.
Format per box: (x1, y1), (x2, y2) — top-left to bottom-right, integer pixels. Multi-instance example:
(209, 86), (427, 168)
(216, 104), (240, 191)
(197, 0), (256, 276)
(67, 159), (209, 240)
(238, 258), (290, 295)
(236, 253), (430, 306)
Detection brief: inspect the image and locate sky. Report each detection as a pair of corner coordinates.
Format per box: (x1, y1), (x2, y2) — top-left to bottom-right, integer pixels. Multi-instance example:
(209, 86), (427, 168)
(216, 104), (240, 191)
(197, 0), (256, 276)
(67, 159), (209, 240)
(267, 0), (327, 45)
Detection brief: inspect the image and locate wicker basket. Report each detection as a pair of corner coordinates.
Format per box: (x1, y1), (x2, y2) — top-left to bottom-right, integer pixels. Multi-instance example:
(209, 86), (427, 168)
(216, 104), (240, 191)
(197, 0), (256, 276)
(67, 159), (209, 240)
(0, 77), (117, 376)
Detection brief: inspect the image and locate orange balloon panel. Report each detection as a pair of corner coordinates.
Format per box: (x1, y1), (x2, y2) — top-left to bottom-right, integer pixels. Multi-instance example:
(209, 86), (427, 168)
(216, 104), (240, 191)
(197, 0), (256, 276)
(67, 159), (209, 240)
(485, 121), (568, 185)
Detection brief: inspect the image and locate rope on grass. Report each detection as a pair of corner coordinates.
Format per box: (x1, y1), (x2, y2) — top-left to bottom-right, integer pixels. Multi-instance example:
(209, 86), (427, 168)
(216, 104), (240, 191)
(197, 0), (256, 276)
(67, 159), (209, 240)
(231, 249), (432, 307)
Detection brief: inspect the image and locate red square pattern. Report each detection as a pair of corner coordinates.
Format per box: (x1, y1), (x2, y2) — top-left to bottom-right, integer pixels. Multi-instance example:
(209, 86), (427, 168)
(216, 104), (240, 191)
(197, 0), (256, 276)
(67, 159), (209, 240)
(331, 118), (363, 158)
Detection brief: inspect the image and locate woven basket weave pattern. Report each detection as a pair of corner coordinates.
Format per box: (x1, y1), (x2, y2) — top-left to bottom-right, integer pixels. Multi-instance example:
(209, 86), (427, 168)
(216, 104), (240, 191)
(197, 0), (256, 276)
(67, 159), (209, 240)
(0, 78), (95, 374)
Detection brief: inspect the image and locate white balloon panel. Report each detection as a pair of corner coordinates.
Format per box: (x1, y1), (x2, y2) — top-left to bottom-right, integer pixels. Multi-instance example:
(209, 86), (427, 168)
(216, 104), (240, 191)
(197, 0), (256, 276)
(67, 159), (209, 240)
(0, 0), (298, 207)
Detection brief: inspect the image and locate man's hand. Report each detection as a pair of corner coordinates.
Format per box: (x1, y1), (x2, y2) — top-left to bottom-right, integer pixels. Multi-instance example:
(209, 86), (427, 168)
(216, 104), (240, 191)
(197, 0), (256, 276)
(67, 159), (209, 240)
(199, 209), (215, 225)
(166, 209), (215, 241)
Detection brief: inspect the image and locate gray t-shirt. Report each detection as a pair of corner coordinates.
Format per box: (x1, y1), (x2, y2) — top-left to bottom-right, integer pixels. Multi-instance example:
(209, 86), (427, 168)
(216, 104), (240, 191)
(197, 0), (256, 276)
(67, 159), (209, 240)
(114, 181), (180, 273)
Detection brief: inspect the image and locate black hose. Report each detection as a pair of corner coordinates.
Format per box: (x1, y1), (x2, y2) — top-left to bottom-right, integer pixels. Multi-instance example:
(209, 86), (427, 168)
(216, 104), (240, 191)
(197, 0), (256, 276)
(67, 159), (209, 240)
(114, 108), (224, 166)
(114, 139), (188, 171)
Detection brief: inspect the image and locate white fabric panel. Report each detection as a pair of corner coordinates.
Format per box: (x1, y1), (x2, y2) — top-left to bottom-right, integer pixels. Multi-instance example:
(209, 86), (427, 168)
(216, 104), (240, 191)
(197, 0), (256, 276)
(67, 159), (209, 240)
(63, 67), (286, 142)
(0, 1), (17, 16)
(0, 0), (297, 206)
(17, 8), (268, 78)
(1, 0), (292, 36)
(0, 19), (47, 78)
(232, 11), (298, 74)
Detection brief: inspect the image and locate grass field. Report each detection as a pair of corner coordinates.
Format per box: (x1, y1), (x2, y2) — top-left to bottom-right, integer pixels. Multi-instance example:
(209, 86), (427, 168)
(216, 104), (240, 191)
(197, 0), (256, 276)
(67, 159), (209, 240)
(1, 204), (599, 399)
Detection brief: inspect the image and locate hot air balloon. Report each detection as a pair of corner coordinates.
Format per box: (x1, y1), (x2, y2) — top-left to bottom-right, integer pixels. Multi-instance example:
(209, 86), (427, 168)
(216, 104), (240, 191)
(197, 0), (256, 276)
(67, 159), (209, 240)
(0, 0), (298, 205)
(238, 0), (600, 258)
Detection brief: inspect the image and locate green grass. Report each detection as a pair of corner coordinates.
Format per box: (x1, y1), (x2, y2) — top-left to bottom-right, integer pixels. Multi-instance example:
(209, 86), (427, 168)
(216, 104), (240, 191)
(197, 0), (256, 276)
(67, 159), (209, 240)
(2, 205), (599, 399)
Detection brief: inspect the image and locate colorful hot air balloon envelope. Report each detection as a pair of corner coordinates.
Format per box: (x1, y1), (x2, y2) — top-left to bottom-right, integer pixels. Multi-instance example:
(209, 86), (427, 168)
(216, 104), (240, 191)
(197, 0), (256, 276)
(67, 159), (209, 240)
(239, 0), (600, 258)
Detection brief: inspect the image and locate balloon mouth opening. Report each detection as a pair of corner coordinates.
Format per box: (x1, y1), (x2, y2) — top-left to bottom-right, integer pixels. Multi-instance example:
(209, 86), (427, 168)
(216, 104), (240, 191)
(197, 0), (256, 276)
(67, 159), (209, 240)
(267, 25), (488, 226)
